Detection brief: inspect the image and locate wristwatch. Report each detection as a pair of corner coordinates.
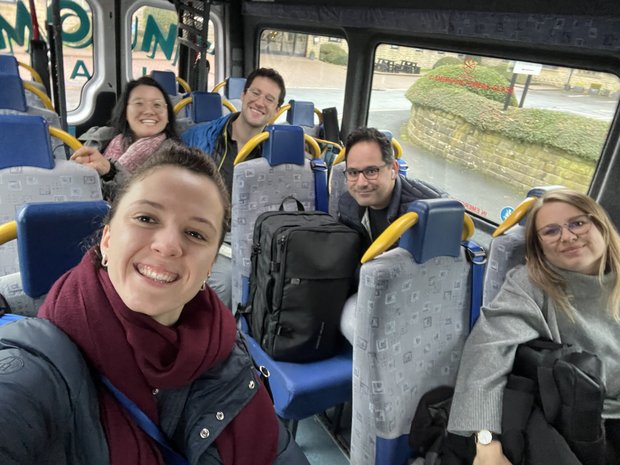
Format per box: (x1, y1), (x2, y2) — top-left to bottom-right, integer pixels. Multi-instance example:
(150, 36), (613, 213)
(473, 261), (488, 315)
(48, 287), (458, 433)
(475, 429), (498, 445)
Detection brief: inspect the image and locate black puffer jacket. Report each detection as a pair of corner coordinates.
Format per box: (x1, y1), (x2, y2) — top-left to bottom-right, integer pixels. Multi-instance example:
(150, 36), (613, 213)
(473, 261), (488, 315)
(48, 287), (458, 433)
(337, 175), (446, 250)
(0, 318), (308, 465)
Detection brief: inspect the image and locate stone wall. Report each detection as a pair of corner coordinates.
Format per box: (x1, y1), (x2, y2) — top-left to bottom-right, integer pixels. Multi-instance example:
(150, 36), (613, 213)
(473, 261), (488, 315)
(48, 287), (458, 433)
(406, 105), (596, 193)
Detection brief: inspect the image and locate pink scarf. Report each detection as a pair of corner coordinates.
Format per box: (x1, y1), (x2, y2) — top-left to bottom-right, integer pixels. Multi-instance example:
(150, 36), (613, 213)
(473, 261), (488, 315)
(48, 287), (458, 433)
(105, 133), (167, 173)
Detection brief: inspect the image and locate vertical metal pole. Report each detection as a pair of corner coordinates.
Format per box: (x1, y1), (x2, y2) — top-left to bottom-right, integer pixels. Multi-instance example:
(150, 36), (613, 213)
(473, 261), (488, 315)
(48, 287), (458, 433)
(519, 75), (533, 108)
(503, 73), (518, 111)
(50, 1), (68, 131)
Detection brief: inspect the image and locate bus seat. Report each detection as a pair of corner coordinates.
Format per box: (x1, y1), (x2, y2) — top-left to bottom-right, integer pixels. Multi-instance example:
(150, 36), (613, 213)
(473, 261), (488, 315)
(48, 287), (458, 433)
(0, 115), (102, 279)
(0, 73), (27, 111)
(0, 54), (19, 74)
(231, 125), (312, 311)
(225, 77), (246, 100)
(150, 70), (178, 96)
(231, 125), (351, 434)
(0, 201), (109, 315)
(191, 91), (224, 123)
(0, 115), (54, 169)
(351, 199), (479, 465)
(483, 185), (564, 306)
(0, 74), (65, 159)
(286, 100), (319, 136)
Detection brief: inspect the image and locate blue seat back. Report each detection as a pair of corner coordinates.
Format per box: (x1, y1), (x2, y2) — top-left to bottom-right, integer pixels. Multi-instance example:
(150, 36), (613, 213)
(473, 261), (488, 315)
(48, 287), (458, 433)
(0, 115), (54, 169)
(151, 70), (177, 96)
(191, 91), (223, 123)
(0, 55), (19, 75)
(399, 198), (464, 263)
(225, 77), (246, 100)
(0, 74), (27, 112)
(262, 124), (306, 166)
(17, 201), (110, 298)
(351, 199), (473, 465)
(483, 185), (563, 305)
(286, 100), (315, 128)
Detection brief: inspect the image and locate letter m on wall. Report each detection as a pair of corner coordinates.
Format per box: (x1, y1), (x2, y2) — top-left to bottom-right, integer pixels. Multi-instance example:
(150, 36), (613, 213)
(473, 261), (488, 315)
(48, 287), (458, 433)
(0, 2), (32, 53)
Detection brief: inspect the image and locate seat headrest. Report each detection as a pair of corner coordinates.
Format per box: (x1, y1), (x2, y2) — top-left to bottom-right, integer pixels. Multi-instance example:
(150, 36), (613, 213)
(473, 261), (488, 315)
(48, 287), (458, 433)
(379, 129), (393, 142)
(286, 100), (315, 127)
(399, 198), (464, 264)
(226, 77), (246, 100)
(0, 115), (54, 169)
(526, 185), (566, 198)
(191, 92), (223, 123)
(17, 200), (110, 298)
(263, 125), (305, 166)
(151, 70), (177, 96)
(0, 55), (19, 75)
(0, 74), (27, 112)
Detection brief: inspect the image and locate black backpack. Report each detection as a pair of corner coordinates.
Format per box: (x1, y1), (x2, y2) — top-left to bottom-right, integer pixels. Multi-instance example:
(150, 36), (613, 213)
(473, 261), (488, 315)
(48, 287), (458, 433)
(240, 198), (362, 362)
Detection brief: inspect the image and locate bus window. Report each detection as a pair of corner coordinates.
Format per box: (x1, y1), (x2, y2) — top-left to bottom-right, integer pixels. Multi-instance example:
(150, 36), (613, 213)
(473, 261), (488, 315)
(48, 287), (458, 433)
(0, 0), (94, 112)
(259, 29), (347, 119)
(368, 43), (620, 224)
(130, 5), (216, 86)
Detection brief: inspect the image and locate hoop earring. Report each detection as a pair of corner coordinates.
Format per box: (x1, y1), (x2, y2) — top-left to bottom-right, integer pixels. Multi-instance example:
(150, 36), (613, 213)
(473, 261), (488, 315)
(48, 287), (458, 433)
(200, 281), (207, 291)
(101, 252), (108, 268)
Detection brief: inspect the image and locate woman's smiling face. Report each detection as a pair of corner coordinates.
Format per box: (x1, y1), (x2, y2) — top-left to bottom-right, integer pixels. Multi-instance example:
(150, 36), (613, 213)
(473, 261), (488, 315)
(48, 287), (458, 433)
(535, 201), (606, 275)
(125, 84), (169, 139)
(99, 165), (224, 325)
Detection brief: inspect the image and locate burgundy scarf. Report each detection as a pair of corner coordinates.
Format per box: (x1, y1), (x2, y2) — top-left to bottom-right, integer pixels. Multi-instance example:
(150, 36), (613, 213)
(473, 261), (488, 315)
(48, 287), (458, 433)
(39, 251), (278, 465)
(104, 133), (167, 173)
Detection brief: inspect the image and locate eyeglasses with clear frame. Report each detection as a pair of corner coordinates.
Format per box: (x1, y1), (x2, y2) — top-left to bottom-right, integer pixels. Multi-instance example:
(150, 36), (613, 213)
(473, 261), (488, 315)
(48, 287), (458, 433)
(343, 163), (389, 181)
(128, 99), (168, 114)
(536, 214), (594, 244)
(246, 87), (278, 106)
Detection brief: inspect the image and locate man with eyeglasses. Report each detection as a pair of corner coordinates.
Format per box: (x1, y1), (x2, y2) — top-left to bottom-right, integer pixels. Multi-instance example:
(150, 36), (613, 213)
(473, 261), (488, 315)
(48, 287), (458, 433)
(338, 127), (445, 251)
(337, 128), (446, 343)
(182, 68), (286, 309)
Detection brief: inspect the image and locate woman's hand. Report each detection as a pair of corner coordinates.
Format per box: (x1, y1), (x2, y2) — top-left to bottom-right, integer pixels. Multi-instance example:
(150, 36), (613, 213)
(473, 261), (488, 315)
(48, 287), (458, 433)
(70, 146), (112, 176)
(473, 440), (513, 465)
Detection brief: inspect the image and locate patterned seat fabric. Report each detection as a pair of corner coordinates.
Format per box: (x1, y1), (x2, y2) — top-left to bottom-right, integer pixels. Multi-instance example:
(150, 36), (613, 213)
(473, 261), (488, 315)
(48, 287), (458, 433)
(482, 225), (525, 306)
(230, 125), (315, 311)
(0, 116), (103, 313)
(351, 199), (475, 465)
(328, 162), (346, 217)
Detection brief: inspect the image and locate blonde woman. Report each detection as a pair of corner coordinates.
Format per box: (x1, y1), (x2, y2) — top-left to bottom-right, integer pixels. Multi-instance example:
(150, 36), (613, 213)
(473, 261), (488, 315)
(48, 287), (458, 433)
(448, 189), (620, 465)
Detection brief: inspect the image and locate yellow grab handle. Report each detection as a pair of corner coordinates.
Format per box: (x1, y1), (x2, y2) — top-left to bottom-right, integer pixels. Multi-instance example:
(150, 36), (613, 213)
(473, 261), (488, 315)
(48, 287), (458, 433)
(361, 212), (419, 264)
(312, 137), (343, 152)
(211, 80), (226, 93)
(392, 139), (403, 159)
(23, 82), (54, 111)
(18, 61), (43, 84)
(314, 107), (323, 122)
(0, 220), (17, 246)
(173, 96), (192, 115)
(223, 99), (237, 113)
(304, 134), (321, 159)
(492, 196), (537, 238)
(462, 214), (475, 240)
(234, 132), (270, 165)
(333, 147), (346, 165)
(176, 76), (191, 94)
(49, 127), (82, 151)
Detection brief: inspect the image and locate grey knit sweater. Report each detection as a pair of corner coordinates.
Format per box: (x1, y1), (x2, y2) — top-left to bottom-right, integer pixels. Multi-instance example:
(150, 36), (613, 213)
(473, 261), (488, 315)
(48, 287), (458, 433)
(448, 264), (620, 436)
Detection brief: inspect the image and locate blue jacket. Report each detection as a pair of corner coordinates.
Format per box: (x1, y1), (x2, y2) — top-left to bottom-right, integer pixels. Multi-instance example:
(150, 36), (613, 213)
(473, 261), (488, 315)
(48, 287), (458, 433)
(182, 113), (236, 156)
(0, 317), (308, 465)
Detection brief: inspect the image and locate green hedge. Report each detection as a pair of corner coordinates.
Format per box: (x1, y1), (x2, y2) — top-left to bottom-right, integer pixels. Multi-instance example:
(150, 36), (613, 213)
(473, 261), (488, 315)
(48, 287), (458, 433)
(411, 64), (517, 105)
(432, 57), (462, 69)
(405, 85), (607, 162)
(319, 43), (348, 66)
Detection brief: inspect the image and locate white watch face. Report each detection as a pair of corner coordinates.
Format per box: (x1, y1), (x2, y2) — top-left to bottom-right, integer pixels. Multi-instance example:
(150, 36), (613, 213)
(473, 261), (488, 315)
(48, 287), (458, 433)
(477, 430), (493, 445)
